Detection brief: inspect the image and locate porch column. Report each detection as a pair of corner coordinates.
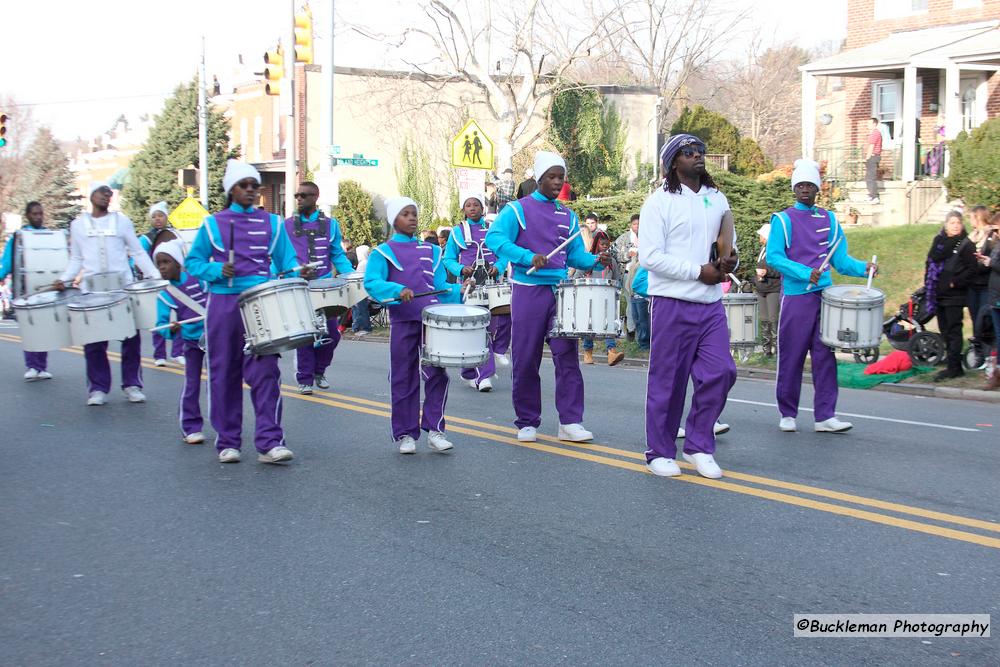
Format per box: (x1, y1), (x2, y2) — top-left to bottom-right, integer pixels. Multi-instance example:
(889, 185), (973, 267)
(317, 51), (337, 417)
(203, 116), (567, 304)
(902, 66), (918, 182)
(944, 63), (961, 139)
(801, 71), (817, 159)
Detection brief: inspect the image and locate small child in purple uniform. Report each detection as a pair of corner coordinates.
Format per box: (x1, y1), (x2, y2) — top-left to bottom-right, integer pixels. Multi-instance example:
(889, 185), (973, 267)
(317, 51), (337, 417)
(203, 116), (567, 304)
(364, 197), (474, 455)
(154, 240), (209, 445)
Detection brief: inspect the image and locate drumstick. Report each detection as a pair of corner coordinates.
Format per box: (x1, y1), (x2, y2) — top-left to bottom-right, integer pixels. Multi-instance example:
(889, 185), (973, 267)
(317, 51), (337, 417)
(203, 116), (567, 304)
(805, 234), (844, 291)
(381, 288), (450, 304)
(727, 273), (742, 289)
(866, 254), (877, 289)
(150, 315), (204, 332)
(227, 222), (235, 288)
(526, 229), (583, 275)
(276, 261), (323, 278)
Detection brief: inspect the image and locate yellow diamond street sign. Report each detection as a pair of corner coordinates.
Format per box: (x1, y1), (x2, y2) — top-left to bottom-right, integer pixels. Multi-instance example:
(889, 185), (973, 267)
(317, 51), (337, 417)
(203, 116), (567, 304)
(168, 196), (210, 230)
(451, 120), (493, 170)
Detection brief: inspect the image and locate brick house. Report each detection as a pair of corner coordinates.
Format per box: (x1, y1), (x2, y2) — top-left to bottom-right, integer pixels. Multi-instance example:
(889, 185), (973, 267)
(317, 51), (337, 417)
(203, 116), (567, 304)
(800, 0), (1000, 224)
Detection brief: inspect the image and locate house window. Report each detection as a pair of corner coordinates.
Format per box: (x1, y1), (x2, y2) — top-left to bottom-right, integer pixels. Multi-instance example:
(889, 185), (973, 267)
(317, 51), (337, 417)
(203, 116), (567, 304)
(872, 80), (899, 139)
(953, 0), (981, 8)
(874, 0), (928, 19)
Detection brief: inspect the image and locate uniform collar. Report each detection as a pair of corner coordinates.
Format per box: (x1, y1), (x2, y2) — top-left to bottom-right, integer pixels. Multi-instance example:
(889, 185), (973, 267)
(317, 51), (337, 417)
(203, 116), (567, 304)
(297, 209), (320, 222)
(390, 232), (417, 243)
(465, 217), (486, 227)
(530, 190), (557, 203)
(228, 203), (255, 213)
(793, 201), (819, 213)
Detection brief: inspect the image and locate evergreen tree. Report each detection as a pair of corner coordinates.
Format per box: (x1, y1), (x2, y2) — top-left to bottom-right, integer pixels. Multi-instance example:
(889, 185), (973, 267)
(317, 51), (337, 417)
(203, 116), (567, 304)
(121, 79), (235, 226)
(332, 180), (380, 247)
(548, 87), (627, 194)
(12, 127), (81, 227)
(394, 139), (437, 230)
(670, 105), (772, 177)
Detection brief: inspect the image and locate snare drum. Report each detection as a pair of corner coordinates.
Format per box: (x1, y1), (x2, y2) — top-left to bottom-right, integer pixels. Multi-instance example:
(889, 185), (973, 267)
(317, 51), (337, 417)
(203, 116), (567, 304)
(67, 292), (136, 346)
(464, 286), (489, 308)
(722, 292), (758, 347)
(238, 278), (323, 355)
(551, 278), (621, 338)
(84, 271), (126, 293)
(484, 282), (511, 315)
(820, 285), (885, 350)
(13, 289), (80, 352)
(308, 277), (351, 317)
(337, 271), (368, 307)
(13, 229), (68, 298)
(124, 279), (169, 329)
(420, 304), (490, 368)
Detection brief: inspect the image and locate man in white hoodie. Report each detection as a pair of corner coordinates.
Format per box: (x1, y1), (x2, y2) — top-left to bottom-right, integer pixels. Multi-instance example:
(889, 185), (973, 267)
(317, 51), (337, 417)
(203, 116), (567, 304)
(638, 134), (737, 479)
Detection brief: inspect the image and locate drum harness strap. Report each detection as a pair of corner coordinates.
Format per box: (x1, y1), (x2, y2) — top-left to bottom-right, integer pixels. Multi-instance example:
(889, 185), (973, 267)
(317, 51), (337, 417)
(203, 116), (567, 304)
(84, 212), (119, 275)
(293, 214), (330, 267)
(165, 284), (207, 317)
(460, 221), (492, 284)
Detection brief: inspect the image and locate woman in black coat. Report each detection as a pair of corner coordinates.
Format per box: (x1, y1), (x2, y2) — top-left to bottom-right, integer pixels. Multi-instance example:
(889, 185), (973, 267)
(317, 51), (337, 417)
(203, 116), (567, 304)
(925, 211), (976, 381)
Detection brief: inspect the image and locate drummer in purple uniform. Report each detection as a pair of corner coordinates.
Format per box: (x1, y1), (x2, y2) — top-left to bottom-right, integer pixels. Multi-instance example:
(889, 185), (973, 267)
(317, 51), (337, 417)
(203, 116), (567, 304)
(153, 240), (209, 445)
(766, 158), (876, 434)
(485, 151), (611, 444)
(363, 197), (473, 455)
(284, 181), (354, 395)
(185, 160), (311, 464)
(443, 192), (511, 393)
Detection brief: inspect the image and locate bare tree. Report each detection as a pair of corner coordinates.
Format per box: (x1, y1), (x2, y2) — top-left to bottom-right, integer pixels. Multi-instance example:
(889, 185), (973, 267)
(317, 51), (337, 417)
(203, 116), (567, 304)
(0, 96), (36, 222)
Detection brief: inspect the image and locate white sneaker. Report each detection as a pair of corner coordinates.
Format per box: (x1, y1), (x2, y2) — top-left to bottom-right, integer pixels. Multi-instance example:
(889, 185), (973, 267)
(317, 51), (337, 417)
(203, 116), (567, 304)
(427, 431), (454, 452)
(397, 435), (417, 454)
(87, 391), (107, 406)
(517, 426), (537, 442)
(558, 423), (594, 442)
(183, 432), (205, 445)
(354, 330), (369, 338)
(218, 448), (241, 463)
(36, 370), (53, 380)
(815, 417), (853, 433)
(23, 368), (39, 380)
(123, 386), (146, 403)
(154, 358), (167, 367)
(646, 457), (681, 477)
(468, 379), (478, 390)
(494, 352), (511, 368)
(258, 446), (294, 463)
(172, 356), (186, 365)
(477, 377), (493, 392)
(779, 417), (797, 432)
(682, 452), (723, 479)
(315, 375), (330, 389)
(298, 384), (314, 395)
(714, 421), (730, 435)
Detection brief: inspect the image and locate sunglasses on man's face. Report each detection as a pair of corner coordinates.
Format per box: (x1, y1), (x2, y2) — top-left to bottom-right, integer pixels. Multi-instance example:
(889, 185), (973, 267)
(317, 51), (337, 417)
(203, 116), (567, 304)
(294, 192), (316, 199)
(234, 180), (260, 190)
(680, 147), (706, 158)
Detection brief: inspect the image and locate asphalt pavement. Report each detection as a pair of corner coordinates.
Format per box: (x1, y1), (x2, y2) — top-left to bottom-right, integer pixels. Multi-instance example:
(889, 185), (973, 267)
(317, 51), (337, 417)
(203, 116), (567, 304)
(1, 324), (997, 665)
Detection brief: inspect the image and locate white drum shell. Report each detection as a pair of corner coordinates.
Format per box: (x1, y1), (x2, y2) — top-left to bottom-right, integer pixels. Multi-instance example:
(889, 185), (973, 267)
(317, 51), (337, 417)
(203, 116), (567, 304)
(485, 283), (512, 315)
(85, 272), (126, 293)
(238, 279), (322, 355)
(337, 271), (368, 308)
(67, 293), (136, 346)
(820, 285), (885, 350)
(551, 279), (621, 338)
(465, 287), (489, 308)
(421, 304), (490, 368)
(13, 291), (76, 352)
(124, 279), (169, 329)
(723, 293), (758, 346)
(308, 279), (351, 315)
(14, 230), (69, 298)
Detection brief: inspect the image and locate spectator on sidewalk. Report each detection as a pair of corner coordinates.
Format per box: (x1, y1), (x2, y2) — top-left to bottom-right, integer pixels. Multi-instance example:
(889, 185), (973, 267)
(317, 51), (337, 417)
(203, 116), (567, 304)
(980, 213), (1000, 390)
(351, 245), (373, 337)
(968, 205), (994, 323)
(581, 231), (624, 367)
(495, 169), (516, 212)
(925, 210), (976, 382)
(864, 117), (882, 204)
(752, 223), (782, 357)
(516, 168), (537, 199)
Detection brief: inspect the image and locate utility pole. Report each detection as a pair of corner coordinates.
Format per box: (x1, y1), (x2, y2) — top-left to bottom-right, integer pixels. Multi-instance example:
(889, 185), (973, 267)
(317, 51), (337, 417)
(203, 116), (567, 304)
(284, 0), (297, 217)
(198, 36), (210, 208)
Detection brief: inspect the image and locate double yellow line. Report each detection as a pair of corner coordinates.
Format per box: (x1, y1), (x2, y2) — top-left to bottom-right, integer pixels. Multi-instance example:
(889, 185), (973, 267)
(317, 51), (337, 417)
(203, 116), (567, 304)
(4, 332), (999, 550)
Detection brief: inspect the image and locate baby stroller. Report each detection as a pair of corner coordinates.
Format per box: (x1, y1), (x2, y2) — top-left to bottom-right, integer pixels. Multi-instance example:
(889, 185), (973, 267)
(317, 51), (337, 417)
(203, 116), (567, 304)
(964, 307), (996, 370)
(881, 286), (946, 366)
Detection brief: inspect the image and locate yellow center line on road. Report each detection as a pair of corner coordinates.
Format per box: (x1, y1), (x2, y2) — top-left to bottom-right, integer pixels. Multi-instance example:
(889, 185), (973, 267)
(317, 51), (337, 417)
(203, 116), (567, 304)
(4, 333), (1000, 549)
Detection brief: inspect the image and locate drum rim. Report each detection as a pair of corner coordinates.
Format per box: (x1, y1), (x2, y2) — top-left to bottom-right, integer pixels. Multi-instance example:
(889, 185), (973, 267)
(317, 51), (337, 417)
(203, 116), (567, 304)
(336, 271), (364, 281)
(422, 303), (491, 325)
(15, 291), (77, 308)
(124, 279), (170, 293)
(822, 284), (884, 300)
(67, 292), (129, 310)
(238, 278), (309, 302)
(560, 278), (618, 287)
(307, 277), (348, 291)
(722, 292), (758, 302)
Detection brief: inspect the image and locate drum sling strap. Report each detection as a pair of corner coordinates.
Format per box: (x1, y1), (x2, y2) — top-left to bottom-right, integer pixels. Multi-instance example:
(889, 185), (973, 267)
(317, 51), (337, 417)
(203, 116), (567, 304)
(165, 284), (207, 317)
(293, 215), (330, 267)
(461, 221), (491, 285)
(84, 212), (119, 274)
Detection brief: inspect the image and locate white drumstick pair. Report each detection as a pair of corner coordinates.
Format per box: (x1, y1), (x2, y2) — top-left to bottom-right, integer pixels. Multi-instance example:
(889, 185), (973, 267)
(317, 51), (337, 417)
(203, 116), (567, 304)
(805, 234), (844, 291)
(525, 229), (583, 275)
(150, 315), (204, 332)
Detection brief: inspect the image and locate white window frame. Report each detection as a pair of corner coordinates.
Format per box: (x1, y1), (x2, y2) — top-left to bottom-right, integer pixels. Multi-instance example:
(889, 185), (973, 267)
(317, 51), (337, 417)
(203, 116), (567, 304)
(953, 0), (982, 10)
(874, 0), (929, 20)
(872, 79), (902, 143)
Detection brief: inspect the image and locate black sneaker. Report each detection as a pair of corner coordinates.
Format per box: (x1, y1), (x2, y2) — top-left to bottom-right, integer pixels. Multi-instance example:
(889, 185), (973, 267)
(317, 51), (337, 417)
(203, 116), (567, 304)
(933, 368), (964, 382)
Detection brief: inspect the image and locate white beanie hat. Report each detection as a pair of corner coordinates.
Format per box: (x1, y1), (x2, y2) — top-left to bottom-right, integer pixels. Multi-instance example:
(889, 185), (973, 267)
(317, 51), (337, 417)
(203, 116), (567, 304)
(790, 159), (822, 191)
(148, 201), (170, 218)
(385, 196), (418, 226)
(88, 181), (111, 197)
(757, 223), (771, 238)
(533, 151), (566, 181)
(460, 191), (486, 210)
(222, 159), (261, 194)
(153, 239), (186, 268)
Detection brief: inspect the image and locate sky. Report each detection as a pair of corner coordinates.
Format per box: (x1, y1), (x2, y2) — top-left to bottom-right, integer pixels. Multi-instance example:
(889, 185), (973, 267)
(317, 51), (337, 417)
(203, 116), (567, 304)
(1, 0), (848, 142)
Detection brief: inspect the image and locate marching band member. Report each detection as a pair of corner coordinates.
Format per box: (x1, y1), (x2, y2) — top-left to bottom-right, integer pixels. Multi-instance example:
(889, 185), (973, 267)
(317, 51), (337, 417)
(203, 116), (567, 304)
(766, 159), (876, 434)
(1, 201), (55, 380)
(363, 197), (472, 455)
(284, 181), (354, 394)
(485, 151), (610, 444)
(142, 201), (184, 367)
(54, 183), (160, 406)
(580, 230), (625, 366)
(153, 240), (208, 445)
(443, 192), (511, 392)
(639, 134), (737, 479)
(185, 160), (308, 464)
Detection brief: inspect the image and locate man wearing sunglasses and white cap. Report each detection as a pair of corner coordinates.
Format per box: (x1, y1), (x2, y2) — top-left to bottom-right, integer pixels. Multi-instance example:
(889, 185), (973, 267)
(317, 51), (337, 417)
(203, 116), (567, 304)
(55, 183), (161, 406)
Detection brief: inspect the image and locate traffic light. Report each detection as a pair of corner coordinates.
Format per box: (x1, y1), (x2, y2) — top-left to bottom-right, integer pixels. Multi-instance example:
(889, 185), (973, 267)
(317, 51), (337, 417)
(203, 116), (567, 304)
(263, 46), (283, 96)
(0, 112), (8, 149)
(294, 7), (313, 64)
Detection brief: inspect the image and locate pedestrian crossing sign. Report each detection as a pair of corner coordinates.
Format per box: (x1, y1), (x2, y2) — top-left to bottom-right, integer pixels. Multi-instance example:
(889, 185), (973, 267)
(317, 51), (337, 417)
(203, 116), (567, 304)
(451, 120), (493, 170)
(168, 196), (210, 230)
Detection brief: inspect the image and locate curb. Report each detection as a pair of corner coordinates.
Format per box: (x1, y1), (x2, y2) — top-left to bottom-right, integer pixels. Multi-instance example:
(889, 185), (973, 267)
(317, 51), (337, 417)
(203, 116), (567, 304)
(343, 332), (1000, 404)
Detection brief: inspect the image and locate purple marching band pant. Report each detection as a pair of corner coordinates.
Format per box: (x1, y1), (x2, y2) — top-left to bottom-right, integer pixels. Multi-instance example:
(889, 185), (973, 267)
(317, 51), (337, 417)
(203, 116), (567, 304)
(644, 296), (736, 462)
(382, 239), (449, 440)
(461, 314), (511, 384)
(509, 284), (584, 429)
(179, 340), (205, 436)
(23, 351), (47, 371)
(152, 331), (183, 361)
(83, 334), (143, 393)
(295, 318), (341, 385)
